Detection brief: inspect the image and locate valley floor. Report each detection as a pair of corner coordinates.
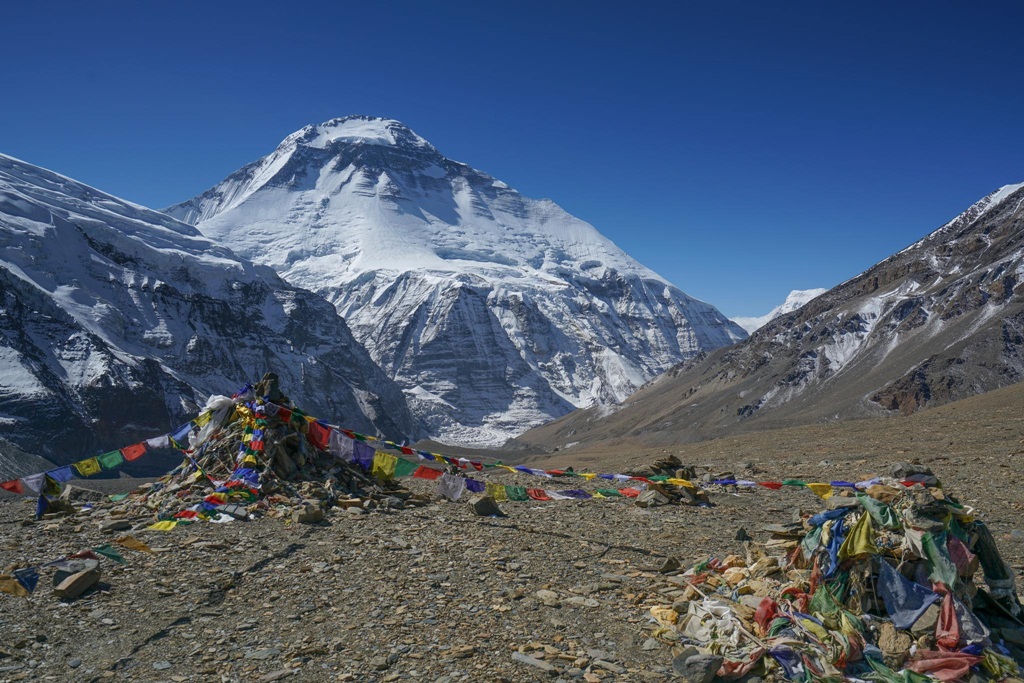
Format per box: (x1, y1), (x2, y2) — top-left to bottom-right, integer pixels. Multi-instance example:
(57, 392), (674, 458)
(1, 385), (1023, 682)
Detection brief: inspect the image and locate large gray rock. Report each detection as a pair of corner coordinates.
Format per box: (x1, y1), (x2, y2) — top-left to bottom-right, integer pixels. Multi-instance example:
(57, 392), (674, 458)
(468, 495), (504, 517)
(672, 653), (723, 683)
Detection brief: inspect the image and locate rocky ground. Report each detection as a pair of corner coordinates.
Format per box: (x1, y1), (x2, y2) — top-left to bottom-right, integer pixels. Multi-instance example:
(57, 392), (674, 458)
(2, 383), (1024, 682)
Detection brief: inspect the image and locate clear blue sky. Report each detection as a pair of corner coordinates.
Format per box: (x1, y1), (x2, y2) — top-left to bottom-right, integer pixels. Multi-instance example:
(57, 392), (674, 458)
(2, 1), (1022, 317)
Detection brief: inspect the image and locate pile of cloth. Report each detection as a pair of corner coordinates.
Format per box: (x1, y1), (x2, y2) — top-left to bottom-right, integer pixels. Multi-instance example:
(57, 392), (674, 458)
(650, 473), (1024, 682)
(98, 377), (425, 527)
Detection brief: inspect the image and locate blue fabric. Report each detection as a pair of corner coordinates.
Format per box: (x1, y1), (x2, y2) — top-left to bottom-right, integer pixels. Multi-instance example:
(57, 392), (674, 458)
(418, 451), (435, 461)
(825, 516), (848, 578)
(599, 473), (615, 480)
(808, 506), (852, 527)
(464, 478), (485, 493)
(14, 567), (39, 593)
(876, 558), (940, 629)
(714, 478), (738, 485)
(35, 494), (49, 520)
(229, 468), (260, 487)
(47, 466), (74, 483)
(170, 421), (192, 444)
(830, 480), (857, 488)
(352, 441), (375, 471)
(560, 489), (592, 499)
(769, 646), (805, 679)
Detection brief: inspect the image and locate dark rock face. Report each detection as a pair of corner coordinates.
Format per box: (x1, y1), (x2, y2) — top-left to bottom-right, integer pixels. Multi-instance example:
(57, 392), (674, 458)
(515, 183), (1024, 450)
(0, 153), (422, 479)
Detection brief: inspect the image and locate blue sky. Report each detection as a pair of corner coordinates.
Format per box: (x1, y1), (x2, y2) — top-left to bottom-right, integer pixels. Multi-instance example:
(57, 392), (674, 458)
(2, 1), (1022, 317)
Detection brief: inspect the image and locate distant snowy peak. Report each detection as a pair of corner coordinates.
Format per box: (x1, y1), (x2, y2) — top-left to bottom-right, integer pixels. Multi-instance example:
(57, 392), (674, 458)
(732, 288), (828, 334)
(285, 116), (437, 152)
(167, 115), (747, 446)
(167, 115), (668, 287)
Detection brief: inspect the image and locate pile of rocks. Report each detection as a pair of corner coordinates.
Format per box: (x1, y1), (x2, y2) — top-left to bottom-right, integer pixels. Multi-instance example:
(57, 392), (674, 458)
(645, 468), (1024, 682)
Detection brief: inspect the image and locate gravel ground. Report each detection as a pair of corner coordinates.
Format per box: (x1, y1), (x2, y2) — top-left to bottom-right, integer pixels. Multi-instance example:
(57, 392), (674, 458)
(2, 454), (1022, 683)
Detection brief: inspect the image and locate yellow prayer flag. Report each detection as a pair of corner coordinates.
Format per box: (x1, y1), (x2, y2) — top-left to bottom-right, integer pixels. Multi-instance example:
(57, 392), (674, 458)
(499, 465), (517, 473)
(145, 520), (178, 531)
(838, 512), (877, 559)
(0, 575), (29, 598)
(114, 535), (154, 554)
(592, 492), (606, 498)
(668, 478), (695, 488)
(193, 410), (213, 428)
(371, 451), (398, 481)
(580, 473), (597, 481)
(806, 483), (833, 500)
(73, 457), (101, 477)
(485, 483), (508, 502)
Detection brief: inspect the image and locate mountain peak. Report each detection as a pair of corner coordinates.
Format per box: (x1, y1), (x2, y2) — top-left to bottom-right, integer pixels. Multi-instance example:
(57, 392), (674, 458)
(284, 115), (435, 152)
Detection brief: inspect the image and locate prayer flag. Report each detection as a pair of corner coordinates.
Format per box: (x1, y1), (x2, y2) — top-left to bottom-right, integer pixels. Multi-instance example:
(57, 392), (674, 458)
(121, 442), (147, 461)
(413, 466), (443, 481)
(97, 450), (124, 470)
(0, 479), (23, 494)
(806, 483), (833, 500)
(464, 478), (485, 493)
(73, 457), (101, 477)
(485, 483), (508, 502)
(21, 473), (46, 494)
(0, 574), (29, 597)
(838, 511), (877, 559)
(14, 567), (39, 593)
(371, 451), (398, 481)
(436, 473), (465, 500)
(329, 430), (354, 461)
(92, 544), (127, 564)
(48, 466), (74, 483)
(394, 459), (418, 478)
(115, 535), (154, 553)
(307, 420), (331, 451)
(145, 520), (178, 531)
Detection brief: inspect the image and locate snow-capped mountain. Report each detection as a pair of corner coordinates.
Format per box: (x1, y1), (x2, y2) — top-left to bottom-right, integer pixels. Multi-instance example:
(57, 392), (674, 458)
(732, 288), (828, 334)
(0, 153), (421, 479)
(166, 116), (747, 446)
(515, 182), (1024, 451)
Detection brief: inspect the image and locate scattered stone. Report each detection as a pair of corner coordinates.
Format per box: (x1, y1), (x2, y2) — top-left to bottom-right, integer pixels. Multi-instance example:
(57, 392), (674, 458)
(512, 651), (558, 675)
(53, 569), (100, 600)
(672, 653), (722, 683)
(153, 661), (172, 670)
(657, 556), (680, 573)
(292, 502), (324, 524)
(535, 589), (561, 607)
(468, 495), (504, 517)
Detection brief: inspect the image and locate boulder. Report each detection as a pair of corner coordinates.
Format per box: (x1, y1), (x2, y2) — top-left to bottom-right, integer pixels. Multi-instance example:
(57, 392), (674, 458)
(468, 495), (504, 517)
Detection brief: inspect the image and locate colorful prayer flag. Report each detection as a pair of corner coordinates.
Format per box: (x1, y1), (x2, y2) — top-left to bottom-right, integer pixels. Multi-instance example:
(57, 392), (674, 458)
(0, 479), (24, 494)
(121, 442), (147, 461)
(73, 457), (101, 477)
(97, 450), (124, 470)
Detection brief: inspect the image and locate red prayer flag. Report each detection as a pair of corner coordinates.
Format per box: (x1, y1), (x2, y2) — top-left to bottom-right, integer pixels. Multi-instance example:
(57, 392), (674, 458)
(470, 461), (483, 471)
(400, 446), (415, 455)
(413, 466), (443, 481)
(546, 469), (564, 476)
(120, 443), (147, 461)
(619, 487), (641, 498)
(757, 481), (784, 490)
(307, 421), (330, 451)
(0, 479), (24, 494)
(526, 488), (551, 501)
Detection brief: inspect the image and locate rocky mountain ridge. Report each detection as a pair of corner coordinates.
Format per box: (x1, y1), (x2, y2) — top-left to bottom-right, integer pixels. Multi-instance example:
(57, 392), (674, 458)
(514, 182), (1024, 451)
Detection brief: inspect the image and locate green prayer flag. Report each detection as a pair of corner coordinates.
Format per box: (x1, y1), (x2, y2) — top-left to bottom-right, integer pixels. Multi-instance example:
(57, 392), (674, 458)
(856, 493), (901, 529)
(782, 479), (807, 486)
(596, 488), (623, 497)
(394, 458), (418, 478)
(505, 486), (529, 501)
(97, 450), (124, 470)
(108, 493), (129, 502)
(92, 544), (127, 564)
(922, 531), (958, 586)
